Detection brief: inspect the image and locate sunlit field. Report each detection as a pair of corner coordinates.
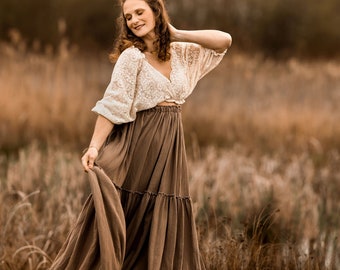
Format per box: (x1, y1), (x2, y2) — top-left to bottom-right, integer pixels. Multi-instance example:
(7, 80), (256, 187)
(1, 41), (340, 269)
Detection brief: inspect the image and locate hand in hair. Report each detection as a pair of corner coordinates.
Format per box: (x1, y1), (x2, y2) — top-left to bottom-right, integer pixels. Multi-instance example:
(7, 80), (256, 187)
(167, 23), (232, 53)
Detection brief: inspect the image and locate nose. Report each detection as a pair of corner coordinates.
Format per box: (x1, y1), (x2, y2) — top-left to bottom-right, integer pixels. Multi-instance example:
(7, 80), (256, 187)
(130, 15), (139, 26)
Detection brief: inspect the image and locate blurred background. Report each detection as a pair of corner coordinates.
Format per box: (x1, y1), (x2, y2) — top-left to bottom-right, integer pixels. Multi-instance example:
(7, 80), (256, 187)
(1, 0), (340, 58)
(1, 0), (340, 269)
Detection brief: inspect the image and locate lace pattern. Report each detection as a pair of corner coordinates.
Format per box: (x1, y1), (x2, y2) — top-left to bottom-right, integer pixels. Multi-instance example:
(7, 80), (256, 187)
(92, 42), (227, 124)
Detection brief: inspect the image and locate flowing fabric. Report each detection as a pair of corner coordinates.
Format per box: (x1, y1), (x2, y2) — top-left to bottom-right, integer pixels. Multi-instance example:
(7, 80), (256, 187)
(50, 106), (204, 270)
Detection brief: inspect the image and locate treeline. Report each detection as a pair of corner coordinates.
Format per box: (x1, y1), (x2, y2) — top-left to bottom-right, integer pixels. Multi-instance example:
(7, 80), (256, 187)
(1, 0), (339, 58)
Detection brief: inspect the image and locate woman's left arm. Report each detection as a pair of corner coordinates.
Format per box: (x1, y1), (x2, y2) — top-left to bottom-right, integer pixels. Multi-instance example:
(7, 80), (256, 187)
(169, 24), (232, 53)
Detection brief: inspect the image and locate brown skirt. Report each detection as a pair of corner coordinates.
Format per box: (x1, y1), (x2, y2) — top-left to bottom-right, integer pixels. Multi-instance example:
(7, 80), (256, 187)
(50, 106), (204, 270)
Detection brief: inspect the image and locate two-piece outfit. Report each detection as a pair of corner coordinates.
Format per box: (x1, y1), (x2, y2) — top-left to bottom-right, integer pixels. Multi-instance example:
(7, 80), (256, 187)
(50, 42), (226, 270)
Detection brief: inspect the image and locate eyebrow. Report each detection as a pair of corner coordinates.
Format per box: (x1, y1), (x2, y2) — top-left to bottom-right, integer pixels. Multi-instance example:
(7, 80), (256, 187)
(124, 8), (145, 18)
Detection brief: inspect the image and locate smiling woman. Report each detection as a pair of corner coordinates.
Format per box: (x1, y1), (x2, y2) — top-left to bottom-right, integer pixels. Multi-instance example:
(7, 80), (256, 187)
(123, 0), (173, 80)
(49, 0), (231, 269)
(111, 0), (173, 63)
(123, 0), (156, 38)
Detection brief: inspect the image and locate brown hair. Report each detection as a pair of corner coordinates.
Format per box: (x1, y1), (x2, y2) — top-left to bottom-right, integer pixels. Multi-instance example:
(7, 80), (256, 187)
(109, 0), (171, 63)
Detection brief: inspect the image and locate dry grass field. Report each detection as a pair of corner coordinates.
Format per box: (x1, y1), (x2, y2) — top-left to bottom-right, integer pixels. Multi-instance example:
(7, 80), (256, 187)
(1, 40), (340, 269)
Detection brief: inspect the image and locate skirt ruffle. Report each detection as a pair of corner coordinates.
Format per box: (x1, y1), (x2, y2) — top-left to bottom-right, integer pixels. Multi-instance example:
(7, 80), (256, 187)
(50, 106), (204, 270)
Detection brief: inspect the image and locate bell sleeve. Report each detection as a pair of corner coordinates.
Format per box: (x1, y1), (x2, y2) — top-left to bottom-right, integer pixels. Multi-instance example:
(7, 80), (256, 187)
(176, 42), (227, 90)
(91, 47), (142, 124)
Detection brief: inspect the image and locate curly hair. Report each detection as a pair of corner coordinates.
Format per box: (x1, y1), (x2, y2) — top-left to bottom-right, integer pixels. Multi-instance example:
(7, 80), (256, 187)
(109, 0), (171, 63)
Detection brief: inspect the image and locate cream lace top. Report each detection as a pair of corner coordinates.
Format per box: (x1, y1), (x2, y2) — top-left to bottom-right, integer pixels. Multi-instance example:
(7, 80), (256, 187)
(92, 42), (227, 124)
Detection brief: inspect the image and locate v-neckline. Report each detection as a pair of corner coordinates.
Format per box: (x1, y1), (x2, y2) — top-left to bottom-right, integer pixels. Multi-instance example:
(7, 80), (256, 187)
(142, 52), (173, 82)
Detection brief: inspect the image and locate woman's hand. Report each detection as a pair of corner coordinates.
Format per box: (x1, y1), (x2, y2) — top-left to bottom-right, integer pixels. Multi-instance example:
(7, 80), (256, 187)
(81, 146), (99, 172)
(81, 115), (114, 172)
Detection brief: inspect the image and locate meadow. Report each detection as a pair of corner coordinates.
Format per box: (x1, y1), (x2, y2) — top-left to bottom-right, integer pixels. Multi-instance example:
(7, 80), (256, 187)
(0, 40), (340, 269)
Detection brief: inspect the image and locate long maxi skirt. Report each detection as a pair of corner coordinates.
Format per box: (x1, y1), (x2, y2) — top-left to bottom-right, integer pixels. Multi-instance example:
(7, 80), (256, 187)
(50, 106), (205, 270)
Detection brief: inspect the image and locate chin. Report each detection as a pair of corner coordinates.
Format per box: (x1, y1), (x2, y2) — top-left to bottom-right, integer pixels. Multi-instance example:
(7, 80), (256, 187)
(134, 31), (148, 38)
(133, 27), (154, 39)
(134, 33), (145, 38)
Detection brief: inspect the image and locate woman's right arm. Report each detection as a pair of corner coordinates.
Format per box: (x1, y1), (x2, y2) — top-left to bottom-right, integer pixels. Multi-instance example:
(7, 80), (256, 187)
(81, 115), (114, 172)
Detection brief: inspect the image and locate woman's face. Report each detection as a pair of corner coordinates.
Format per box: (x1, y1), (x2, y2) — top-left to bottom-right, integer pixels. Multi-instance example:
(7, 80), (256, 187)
(123, 0), (156, 39)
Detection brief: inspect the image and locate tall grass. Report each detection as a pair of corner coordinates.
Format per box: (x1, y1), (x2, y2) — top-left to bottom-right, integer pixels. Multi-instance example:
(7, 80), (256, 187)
(1, 144), (339, 269)
(0, 35), (109, 152)
(190, 147), (339, 268)
(184, 53), (340, 154)
(1, 38), (340, 154)
(0, 42), (340, 269)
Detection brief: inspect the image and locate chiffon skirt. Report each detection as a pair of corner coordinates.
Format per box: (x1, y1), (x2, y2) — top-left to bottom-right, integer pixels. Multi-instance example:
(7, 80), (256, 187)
(50, 106), (204, 270)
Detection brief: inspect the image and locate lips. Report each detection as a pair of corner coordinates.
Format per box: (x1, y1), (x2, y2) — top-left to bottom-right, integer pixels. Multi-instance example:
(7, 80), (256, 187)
(134, 24), (144, 30)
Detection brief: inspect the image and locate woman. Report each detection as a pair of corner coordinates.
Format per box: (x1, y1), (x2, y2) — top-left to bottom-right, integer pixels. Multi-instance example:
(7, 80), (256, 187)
(50, 0), (231, 269)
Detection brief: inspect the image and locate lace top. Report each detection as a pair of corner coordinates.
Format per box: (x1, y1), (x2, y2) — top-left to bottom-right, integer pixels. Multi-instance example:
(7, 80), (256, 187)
(92, 42), (227, 124)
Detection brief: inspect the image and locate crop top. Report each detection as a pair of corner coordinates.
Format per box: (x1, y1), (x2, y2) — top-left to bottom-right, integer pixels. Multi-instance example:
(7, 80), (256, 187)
(92, 41), (227, 124)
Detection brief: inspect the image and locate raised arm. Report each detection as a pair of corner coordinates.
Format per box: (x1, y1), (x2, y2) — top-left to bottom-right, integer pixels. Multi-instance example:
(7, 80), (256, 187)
(169, 24), (232, 53)
(81, 115), (114, 172)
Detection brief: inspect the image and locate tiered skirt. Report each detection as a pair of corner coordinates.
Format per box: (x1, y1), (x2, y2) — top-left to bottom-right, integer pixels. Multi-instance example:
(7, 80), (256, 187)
(50, 106), (204, 270)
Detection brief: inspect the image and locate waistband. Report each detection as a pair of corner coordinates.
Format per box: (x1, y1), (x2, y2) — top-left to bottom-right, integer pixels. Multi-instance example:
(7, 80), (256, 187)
(145, 105), (182, 113)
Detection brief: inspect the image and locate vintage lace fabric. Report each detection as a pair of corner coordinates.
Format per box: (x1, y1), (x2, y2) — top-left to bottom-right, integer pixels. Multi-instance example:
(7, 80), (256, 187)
(92, 42), (227, 124)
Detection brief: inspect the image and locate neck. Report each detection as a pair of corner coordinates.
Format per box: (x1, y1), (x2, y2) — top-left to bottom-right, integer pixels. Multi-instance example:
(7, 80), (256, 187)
(142, 33), (157, 53)
(145, 43), (156, 54)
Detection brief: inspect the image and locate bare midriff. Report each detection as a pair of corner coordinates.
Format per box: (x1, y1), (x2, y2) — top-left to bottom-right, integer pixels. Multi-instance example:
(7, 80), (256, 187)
(157, 101), (178, 106)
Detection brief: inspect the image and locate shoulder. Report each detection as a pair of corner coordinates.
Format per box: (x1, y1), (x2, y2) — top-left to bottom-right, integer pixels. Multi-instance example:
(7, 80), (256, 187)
(171, 42), (201, 65)
(171, 42), (201, 54)
(118, 46), (144, 63)
(112, 47), (144, 74)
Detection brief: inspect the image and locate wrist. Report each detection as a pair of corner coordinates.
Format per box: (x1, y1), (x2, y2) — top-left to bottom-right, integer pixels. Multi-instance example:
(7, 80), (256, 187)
(172, 29), (183, 42)
(89, 145), (99, 152)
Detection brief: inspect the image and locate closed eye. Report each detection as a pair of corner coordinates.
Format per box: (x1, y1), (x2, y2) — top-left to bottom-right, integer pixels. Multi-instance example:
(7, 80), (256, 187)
(124, 9), (144, 21)
(136, 9), (144, 16)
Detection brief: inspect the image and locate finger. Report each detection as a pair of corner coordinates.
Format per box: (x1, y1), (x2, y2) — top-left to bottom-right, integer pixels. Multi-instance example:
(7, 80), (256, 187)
(81, 156), (89, 172)
(86, 153), (95, 168)
(88, 157), (95, 169)
(81, 156), (86, 167)
(87, 151), (98, 169)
